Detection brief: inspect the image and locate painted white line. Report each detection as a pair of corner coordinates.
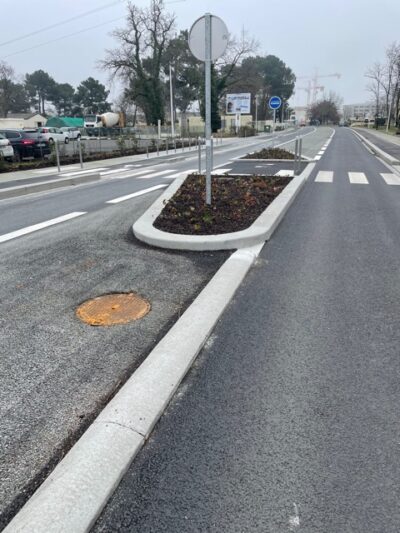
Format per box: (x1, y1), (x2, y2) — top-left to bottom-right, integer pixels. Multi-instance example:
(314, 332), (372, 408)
(164, 169), (197, 179)
(136, 169), (176, 180)
(106, 184), (168, 204)
(315, 170), (333, 183)
(275, 170), (294, 177)
(0, 212), (86, 244)
(317, 150), (325, 156)
(62, 168), (107, 177)
(103, 169), (155, 179)
(212, 168), (232, 175)
(255, 164), (274, 167)
(100, 168), (128, 175)
(314, 155), (321, 161)
(380, 172), (400, 185)
(348, 172), (369, 184)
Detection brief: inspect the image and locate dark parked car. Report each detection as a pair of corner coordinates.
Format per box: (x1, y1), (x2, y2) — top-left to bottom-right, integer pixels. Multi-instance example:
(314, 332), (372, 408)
(0, 129), (51, 160)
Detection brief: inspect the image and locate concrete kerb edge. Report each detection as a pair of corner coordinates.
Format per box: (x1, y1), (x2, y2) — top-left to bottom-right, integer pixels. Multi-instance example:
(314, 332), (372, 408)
(133, 162), (316, 251)
(352, 129), (400, 165)
(0, 173), (101, 200)
(3, 241), (264, 533)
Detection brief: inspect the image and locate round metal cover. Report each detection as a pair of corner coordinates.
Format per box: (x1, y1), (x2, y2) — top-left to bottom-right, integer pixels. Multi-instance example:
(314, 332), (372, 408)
(76, 293), (150, 326)
(188, 14), (229, 61)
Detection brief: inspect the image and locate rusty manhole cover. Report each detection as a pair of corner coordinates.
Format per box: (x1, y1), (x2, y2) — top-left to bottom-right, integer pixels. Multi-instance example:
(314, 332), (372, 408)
(76, 292), (150, 326)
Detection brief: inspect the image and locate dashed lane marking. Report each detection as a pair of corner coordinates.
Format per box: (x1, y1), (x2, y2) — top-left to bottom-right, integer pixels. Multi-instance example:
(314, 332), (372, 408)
(315, 171), (334, 183)
(380, 173), (400, 185)
(0, 212), (86, 244)
(348, 172), (369, 184)
(106, 184), (168, 204)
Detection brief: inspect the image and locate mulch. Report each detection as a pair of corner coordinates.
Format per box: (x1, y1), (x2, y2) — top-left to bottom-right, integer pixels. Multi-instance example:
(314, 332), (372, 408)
(154, 173), (292, 235)
(243, 147), (295, 160)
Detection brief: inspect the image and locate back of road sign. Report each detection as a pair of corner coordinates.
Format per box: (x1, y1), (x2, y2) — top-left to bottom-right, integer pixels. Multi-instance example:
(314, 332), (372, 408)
(188, 15), (229, 61)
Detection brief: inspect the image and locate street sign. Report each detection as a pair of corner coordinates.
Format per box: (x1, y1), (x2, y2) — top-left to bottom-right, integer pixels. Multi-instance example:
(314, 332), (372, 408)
(188, 15), (229, 62)
(188, 14), (228, 206)
(269, 96), (282, 110)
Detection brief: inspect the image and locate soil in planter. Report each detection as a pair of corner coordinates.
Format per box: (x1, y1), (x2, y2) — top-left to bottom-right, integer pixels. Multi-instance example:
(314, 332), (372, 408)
(154, 173), (292, 235)
(243, 147), (295, 160)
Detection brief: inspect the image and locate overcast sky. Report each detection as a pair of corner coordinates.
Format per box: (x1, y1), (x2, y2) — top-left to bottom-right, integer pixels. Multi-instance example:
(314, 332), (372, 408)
(1, 0), (399, 108)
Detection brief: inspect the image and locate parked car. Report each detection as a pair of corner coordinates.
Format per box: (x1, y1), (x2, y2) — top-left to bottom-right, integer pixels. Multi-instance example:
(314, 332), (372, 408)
(0, 133), (14, 162)
(36, 127), (69, 144)
(59, 127), (81, 140)
(0, 129), (51, 160)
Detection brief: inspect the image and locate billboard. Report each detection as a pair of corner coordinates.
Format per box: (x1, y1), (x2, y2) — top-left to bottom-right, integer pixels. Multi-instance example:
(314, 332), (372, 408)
(226, 93), (251, 114)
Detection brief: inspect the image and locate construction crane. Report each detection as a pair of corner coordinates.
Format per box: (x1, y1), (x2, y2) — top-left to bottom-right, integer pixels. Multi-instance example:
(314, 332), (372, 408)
(296, 71), (341, 106)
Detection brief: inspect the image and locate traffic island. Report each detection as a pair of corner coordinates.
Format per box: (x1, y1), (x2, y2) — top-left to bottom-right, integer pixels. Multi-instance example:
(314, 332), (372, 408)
(133, 162), (315, 251)
(154, 174), (292, 235)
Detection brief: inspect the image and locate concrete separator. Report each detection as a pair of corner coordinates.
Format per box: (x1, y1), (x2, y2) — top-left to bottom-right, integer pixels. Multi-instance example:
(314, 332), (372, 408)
(3, 243), (264, 533)
(133, 162), (316, 250)
(0, 173), (101, 200)
(352, 129), (400, 165)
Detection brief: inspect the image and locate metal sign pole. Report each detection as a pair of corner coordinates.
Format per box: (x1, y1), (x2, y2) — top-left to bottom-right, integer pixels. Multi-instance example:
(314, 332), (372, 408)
(205, 13), (212, 205)
(198, 137), (202, 173)
(78, 139), (83, 169)
(55, 140), (61, 173)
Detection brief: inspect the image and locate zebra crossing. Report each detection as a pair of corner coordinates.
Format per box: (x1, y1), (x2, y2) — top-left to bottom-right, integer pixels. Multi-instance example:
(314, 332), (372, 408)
(314, 170), (400, 185)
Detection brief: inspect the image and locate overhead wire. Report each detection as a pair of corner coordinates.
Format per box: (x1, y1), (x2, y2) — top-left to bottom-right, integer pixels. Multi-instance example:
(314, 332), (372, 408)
(0, 0), (125, 48)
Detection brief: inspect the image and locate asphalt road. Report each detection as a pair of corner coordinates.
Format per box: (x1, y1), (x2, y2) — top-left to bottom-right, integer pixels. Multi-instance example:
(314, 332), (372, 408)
(93, 127), (400, 532)
(0, 127), (332, 529)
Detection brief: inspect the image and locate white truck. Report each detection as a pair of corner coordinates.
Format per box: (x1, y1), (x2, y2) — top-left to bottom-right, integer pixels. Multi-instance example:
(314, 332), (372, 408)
(83, 112), (125, 128)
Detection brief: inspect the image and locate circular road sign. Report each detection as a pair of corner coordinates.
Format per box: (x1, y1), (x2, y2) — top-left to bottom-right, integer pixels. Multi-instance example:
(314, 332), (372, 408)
(269, 96), (282, 110)
(188, 14), (229, 62)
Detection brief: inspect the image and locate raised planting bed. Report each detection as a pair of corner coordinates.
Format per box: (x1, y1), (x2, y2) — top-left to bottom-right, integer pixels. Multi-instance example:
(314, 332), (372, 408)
(243, 147), (295, 160)
(154, 173), (292, 235)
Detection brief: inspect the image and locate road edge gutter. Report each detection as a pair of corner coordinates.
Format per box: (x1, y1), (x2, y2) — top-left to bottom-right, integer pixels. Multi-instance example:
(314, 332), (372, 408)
(133, 162), (316, 250)
(352, 129), (400, 165)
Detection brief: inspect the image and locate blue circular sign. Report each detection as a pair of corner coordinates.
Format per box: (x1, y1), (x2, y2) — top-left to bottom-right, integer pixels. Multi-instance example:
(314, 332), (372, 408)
(269, 96), (282, 110)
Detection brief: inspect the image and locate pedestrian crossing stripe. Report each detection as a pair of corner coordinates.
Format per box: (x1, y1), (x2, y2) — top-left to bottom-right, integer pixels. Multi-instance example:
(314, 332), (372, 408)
(313, 171), (400, 185)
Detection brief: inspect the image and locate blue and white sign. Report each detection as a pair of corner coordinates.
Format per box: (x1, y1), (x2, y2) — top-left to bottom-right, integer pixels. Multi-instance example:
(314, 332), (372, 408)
(269, 96), (282, 110)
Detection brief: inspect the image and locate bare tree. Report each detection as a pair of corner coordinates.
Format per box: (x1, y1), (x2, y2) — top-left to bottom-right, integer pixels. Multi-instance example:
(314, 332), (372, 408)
(101, 0), (175, 125)
(365, 61), (385, 119)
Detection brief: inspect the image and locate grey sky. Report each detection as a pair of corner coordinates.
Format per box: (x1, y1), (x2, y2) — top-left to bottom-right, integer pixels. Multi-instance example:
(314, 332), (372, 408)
(1, 0), (399, 107)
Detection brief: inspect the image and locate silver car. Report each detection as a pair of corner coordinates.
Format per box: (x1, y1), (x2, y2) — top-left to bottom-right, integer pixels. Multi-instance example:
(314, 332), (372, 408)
(0, 133), (14, 161)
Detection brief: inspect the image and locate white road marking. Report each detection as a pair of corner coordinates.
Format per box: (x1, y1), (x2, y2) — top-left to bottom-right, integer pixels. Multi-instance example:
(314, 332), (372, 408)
(348, 171), (369, 184)
(255, 164), (274, 167)
(0, 212), (86, 244)
(212, 168), (232, 175)
(106, 184), (168, 204)
(102, 169), (155, 179)
(289, 503), (300, 530)
(317, 150), (325, 155)
(380, 172), (400, 185)
(61, 168), (107, 177)
(136, 169), (176, 179)
(314, 155), (321, 160)
(315, 170), (334, 183)
(275, 169), (294, 177)
(100, 168), (128, 175)
(164, 169), (197, 179)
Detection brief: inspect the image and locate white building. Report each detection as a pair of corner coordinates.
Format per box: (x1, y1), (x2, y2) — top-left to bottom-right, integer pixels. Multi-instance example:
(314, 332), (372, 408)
(343, 103), (378, 121)
(0, 113), (46, 129)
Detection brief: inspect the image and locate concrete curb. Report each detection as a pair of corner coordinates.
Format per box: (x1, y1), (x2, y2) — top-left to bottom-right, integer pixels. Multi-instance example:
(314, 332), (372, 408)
(3, 243), (264, 533)
(352, 129), (400, 165)
(133, 163), (316, 251)
(0, 173), (101, 200)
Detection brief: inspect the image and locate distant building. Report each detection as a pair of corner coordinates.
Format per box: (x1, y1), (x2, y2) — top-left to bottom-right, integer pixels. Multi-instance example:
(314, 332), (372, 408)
(0, 113), (46, 129)
(290, 106), (308, 125)
(343, 103), (379, 121)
